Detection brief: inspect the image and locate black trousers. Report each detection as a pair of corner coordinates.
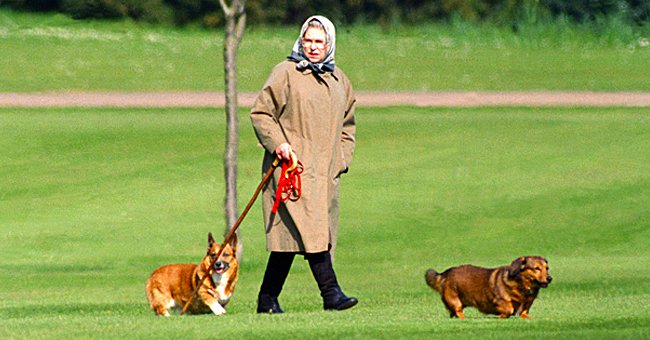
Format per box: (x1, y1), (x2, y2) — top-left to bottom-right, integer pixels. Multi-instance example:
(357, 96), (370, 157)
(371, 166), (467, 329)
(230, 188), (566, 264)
(258, 251), (296, 300)
(258, 250), (340, 302)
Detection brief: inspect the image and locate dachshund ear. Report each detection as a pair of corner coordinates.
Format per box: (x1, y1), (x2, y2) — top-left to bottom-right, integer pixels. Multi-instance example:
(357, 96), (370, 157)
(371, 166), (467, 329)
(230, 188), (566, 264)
(509, 257), (526, 279)
(520, 257), (527, 268)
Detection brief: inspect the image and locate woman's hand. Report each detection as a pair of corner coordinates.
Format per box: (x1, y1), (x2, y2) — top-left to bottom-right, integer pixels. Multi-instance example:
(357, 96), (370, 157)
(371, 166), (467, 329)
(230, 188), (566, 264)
(275, 143), (293, 160)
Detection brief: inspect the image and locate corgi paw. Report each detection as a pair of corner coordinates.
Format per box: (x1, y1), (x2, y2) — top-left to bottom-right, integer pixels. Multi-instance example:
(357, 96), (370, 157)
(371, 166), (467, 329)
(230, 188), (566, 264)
(210, 303), (226, 316)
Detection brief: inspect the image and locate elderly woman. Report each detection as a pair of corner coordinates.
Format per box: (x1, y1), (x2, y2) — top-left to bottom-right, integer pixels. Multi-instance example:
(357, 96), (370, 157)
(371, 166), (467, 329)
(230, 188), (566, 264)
(250, 15), (357, 313)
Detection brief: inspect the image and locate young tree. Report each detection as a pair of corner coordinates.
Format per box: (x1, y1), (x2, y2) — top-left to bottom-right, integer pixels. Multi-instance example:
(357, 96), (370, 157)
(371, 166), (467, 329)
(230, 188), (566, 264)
(220, 0), (246, 258)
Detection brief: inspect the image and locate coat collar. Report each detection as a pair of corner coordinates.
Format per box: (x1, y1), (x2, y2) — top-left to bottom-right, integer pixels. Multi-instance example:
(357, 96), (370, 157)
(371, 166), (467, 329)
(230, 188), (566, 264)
(300, 67), (339, 81)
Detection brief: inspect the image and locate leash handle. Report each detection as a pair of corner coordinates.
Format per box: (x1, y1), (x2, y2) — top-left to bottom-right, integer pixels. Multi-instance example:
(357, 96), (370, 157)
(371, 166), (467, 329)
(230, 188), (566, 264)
(271, 153), (303, 213)
(285, 151), (298, 173)
(180, 157), (280, 315)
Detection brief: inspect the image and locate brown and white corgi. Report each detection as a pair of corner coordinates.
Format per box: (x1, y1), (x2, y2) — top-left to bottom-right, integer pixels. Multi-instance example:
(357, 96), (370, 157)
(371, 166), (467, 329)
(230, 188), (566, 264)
(145, 232), (239, 316)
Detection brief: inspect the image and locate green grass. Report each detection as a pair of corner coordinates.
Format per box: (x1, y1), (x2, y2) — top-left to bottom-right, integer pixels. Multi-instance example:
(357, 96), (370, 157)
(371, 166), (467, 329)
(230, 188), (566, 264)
(1, 106), (649, 338)
(1, 9), (649, 92)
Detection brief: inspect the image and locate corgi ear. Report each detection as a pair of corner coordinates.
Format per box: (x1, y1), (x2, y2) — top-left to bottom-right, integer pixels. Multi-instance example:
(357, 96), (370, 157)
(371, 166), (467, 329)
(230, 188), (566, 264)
(207, 232), (216, 255)
(229, 232), (238, 254)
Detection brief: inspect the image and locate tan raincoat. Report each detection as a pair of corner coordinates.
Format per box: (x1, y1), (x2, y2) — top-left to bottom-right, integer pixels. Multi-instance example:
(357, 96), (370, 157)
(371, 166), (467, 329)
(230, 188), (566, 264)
(250, 60), (356, 253)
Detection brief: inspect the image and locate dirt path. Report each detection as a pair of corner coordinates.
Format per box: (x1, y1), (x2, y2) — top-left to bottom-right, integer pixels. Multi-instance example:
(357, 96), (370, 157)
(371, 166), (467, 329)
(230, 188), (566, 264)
(1, 91), (649, 107)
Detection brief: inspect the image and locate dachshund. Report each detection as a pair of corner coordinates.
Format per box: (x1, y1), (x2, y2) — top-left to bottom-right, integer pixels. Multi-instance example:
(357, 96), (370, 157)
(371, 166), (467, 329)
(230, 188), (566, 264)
(425, 256), (552, 319)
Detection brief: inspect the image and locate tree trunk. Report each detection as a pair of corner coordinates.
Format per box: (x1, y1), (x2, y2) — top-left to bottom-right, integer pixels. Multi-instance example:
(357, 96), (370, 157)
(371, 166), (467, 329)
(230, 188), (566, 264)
(220, 0), (246, 259)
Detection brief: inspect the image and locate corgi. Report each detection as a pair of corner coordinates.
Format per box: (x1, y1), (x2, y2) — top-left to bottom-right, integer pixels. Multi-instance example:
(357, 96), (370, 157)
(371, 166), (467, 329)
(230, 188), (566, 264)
(145, 232), (239, 316)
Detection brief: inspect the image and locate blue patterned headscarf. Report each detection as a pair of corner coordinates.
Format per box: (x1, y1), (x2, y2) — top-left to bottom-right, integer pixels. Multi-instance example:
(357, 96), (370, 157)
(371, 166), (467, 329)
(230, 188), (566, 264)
(288, 15), (336, 74)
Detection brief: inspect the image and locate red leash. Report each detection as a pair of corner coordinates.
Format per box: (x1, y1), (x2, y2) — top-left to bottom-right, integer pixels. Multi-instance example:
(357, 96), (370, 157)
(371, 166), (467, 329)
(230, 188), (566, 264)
(272, 153), (303, 213)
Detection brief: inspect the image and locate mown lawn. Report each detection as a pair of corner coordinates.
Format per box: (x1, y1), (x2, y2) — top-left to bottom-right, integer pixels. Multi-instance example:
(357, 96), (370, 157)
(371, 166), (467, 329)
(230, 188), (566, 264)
(1, 9), (649, 92)
(1, 106), (648, 338)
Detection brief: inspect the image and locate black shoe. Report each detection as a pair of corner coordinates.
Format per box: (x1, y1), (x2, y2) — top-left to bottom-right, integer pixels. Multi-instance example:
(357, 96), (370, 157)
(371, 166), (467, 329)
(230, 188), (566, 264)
(306, 251), (359, 311)
(323, 289), (358, 311)
(257, 294), (284, 314)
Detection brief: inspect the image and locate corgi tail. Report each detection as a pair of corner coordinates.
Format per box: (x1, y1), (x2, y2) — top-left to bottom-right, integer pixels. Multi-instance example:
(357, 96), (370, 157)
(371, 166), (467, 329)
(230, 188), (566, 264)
(425, 268), (443, 292)
(145, 277), (157, 309)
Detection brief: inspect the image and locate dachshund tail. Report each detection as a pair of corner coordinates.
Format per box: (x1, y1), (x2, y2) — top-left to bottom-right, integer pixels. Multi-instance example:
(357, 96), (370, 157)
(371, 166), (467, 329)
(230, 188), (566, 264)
(425, 268), (443, 292)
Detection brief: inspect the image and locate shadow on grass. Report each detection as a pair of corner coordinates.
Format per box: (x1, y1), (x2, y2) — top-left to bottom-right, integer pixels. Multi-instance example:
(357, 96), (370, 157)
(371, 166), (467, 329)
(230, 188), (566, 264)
(0, 302), (148, 319)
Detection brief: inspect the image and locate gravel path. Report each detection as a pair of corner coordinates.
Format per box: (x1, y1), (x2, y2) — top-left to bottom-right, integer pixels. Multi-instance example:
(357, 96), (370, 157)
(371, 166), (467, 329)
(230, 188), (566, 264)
(1, 91), (649, 107)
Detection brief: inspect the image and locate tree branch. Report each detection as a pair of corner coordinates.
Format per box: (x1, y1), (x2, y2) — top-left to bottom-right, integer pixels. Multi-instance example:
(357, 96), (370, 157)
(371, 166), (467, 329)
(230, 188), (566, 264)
(234, 13), (246, 43)
(219, 0), (232, 17)
(236, 0), (247, 16)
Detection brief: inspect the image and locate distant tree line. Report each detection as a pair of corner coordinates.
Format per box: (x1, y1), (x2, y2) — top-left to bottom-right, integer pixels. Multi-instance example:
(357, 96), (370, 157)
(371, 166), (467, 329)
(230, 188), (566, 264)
(2, 0), (648, 27)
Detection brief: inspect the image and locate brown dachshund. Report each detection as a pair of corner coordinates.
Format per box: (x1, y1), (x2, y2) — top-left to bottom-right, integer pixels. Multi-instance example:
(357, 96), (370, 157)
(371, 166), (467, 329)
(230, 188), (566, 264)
(425, 256), (552, 319)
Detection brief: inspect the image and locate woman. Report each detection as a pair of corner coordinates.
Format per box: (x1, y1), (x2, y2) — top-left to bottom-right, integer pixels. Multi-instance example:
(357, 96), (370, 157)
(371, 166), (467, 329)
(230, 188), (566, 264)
(250, 15), (357, 313)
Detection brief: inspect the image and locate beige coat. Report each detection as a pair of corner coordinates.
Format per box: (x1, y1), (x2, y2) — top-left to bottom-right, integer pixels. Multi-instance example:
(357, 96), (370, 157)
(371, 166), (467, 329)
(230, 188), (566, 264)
(250, 60), (356, 253)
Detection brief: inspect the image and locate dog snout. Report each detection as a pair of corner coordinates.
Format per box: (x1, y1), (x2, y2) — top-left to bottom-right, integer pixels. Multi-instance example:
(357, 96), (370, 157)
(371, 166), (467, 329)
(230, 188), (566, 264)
(213, 260), (229, 273)
(539, 275), (552, 288)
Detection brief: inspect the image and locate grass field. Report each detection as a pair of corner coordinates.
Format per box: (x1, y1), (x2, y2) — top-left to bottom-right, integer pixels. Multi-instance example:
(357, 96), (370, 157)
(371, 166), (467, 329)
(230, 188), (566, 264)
(1, 9), (649, 92)
(1, 106), (649, 338)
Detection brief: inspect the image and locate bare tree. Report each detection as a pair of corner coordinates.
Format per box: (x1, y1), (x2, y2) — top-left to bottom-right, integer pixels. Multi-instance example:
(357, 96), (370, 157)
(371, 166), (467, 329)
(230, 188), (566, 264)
(219, 0), (246, 258)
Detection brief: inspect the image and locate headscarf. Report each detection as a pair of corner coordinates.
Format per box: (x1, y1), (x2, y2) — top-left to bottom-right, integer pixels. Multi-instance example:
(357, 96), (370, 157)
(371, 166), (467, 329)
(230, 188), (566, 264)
(288, 15), (336, 74)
